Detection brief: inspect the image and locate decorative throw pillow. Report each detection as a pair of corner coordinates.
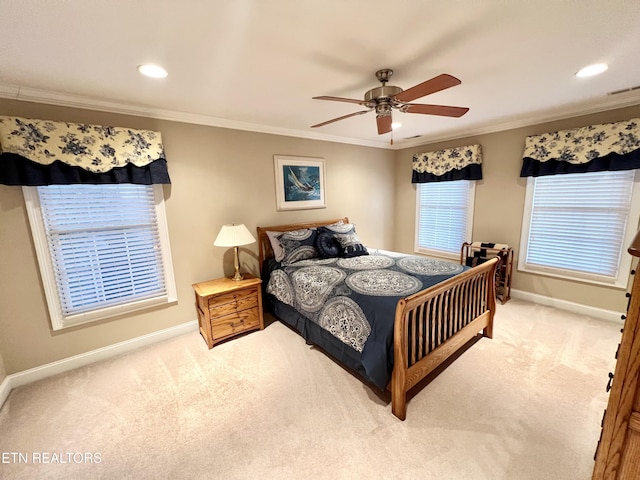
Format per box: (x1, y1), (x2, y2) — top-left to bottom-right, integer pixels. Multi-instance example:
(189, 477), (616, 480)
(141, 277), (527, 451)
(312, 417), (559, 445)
(319, 223), (368, 258)
(333, 231), (368, 257)
(278, 228), (319, 265)
(315, 231), (341, 258)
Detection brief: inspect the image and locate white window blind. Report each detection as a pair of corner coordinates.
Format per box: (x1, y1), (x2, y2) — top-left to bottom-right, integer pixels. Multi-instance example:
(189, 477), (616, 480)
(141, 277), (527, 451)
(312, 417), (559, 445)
(519, 170), (640, 286)
(415, 181), (474, 258)
(24, 184), (177, 329)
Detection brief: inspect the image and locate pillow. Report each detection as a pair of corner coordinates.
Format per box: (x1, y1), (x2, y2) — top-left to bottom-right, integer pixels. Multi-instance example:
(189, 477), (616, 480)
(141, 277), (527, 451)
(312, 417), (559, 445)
(278, 228), (319, 265)
(315, 231), (341, 258)
(319, 222), (355, 235)
(333, 231), (368, 258)
(266, 230), (286, 262)
(326, 219), (345, 227)
(319, 223), (368, 258)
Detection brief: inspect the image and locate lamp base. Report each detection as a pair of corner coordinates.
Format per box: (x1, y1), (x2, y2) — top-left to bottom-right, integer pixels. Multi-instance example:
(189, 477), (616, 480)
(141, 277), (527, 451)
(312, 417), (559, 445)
(232, 246), (244, 281)
(232, 270), (244, 281)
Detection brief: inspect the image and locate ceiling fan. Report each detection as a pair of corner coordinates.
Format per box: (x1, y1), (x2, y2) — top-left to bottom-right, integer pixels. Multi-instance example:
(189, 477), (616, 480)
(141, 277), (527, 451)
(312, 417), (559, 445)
(311, 69), (469, 135)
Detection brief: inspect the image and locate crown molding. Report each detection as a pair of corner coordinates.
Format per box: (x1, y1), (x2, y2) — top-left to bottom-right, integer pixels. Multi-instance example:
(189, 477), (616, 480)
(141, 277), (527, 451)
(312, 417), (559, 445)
(0, 83), (390, 150)
(0, 83), (20, 98)
(392, 91), (640, 150)
(1, 83), (639, 152)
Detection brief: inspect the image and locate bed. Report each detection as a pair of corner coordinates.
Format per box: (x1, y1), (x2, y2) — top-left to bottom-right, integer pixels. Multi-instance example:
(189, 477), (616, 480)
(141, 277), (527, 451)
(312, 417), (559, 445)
(257, 217), (498, 420)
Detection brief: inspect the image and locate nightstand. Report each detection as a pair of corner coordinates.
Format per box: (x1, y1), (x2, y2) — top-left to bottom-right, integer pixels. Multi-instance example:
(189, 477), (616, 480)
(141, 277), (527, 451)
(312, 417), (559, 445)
(193, 274), (264, 349)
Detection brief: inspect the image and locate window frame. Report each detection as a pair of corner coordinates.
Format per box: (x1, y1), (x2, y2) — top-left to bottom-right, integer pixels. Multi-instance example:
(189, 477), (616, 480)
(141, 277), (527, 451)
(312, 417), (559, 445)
(414, 180), (476, 260)
(518, 171), (640, 288)
(23, 184), (177, 330)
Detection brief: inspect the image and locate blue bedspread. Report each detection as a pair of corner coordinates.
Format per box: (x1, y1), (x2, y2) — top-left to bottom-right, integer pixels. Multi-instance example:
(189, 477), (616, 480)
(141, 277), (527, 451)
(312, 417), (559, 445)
(266, 250), (467, 390)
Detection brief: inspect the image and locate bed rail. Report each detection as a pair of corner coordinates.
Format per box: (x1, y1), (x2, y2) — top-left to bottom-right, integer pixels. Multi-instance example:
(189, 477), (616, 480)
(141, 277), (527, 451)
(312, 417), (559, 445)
(390, 257), (498, 420)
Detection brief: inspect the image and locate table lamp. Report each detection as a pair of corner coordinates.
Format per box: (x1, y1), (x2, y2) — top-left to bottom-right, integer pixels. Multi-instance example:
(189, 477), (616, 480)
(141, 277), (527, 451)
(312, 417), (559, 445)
(214, 223), (256, 281)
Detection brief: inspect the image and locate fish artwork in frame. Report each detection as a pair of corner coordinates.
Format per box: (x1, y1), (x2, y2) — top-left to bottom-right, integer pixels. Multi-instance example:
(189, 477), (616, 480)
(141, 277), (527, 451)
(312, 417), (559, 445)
(273, 155), (326, 211)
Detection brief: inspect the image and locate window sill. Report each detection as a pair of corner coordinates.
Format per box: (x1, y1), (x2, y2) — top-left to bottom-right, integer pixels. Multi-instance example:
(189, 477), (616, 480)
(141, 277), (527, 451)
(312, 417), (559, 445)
(517, 265), (628, 290)
(414, 248), (460, 262)
(52, 296), (178, 331)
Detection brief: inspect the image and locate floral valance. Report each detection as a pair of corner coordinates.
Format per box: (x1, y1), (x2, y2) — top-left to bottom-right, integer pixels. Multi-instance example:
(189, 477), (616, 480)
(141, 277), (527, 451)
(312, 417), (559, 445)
(520, 117), (640, 177)
(412, 144), (482, 183)
(0, 116), (170, 185)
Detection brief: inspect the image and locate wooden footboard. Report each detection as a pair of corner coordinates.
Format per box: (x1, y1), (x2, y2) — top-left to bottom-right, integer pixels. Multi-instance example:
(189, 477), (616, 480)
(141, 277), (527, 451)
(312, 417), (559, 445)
(390, 257), (498, 420)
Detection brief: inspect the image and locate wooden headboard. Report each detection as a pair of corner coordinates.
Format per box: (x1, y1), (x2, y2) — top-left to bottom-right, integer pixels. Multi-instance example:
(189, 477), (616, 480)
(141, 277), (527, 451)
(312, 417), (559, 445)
(256, 217), (349, 275)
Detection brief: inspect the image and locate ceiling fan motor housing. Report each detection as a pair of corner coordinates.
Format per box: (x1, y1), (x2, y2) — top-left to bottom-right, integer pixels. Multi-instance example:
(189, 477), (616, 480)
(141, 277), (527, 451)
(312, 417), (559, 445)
(366, 69), (403, 117)
(364, 85), (403, 104)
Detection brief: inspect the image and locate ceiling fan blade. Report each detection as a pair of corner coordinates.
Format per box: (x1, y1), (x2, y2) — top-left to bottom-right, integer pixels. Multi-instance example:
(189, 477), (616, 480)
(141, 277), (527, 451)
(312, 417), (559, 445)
(394, 74), (462, 103)
(311, 110), (370, 128)
(376, 115), (392, 135)
(312, 96), (370, 106)
(403, 104), (469, 117)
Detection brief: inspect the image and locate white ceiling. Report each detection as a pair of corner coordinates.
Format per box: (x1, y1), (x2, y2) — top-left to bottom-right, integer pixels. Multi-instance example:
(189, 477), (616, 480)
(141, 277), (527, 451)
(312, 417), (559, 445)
(1, 0), (640, 149)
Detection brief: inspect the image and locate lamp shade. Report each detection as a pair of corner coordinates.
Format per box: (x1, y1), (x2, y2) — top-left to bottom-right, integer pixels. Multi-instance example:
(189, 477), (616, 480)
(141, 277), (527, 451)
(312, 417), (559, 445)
(214, 224), (256, 247)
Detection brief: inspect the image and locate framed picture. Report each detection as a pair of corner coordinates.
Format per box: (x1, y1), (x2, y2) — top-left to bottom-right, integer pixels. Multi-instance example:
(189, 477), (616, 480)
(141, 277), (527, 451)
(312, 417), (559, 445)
(273, 155), (326, 211)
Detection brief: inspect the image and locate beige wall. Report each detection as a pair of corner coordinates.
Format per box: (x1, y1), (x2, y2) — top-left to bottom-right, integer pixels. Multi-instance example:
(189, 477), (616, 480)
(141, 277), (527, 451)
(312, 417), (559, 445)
(394, 104), (640, 313)
(0, 99), (395, 374)
(0, 351), (6, 385)
(1, 97), (638, 376)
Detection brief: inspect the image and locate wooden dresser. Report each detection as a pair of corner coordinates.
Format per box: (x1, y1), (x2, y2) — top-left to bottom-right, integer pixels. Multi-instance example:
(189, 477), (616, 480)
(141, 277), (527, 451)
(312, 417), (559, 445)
(593, 230), (640, 479)
(193, 274), (264, 349)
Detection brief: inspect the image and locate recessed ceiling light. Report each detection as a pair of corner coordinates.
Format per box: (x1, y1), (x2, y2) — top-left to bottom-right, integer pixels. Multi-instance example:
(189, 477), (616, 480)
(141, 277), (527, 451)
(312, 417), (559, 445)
(391, 122), (402, 129)
(576, 63), (608, 78)
(137, 64), (168, 79)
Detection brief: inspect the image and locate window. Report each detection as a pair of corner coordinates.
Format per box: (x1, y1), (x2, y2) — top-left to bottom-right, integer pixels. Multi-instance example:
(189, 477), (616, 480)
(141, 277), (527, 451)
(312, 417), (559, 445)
(23, 184), (177, 330)
(415, 181), (475, 259)
(519, 170), (640, 287)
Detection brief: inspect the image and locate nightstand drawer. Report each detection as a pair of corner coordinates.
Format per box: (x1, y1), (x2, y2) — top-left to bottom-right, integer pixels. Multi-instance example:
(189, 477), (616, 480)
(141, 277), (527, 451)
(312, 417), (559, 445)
(211, 308), (260, 339)
(208, 287), (256, 308)
(208, 289), (258, 317)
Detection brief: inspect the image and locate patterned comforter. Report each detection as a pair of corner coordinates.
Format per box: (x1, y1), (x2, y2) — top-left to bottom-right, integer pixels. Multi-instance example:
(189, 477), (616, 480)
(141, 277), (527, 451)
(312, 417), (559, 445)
(266, 249), (466, 390)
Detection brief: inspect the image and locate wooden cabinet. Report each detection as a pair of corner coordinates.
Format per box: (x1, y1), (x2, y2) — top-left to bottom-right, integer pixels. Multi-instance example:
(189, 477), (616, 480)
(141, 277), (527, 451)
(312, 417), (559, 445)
(193, 274), (264, 349)
(593, 231), (640, 479)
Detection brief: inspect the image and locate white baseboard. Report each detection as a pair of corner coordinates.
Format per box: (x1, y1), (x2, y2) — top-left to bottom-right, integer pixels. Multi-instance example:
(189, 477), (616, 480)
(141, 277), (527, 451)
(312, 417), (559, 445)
(510, 289), (624, 323)
(0, 320), (198, 409)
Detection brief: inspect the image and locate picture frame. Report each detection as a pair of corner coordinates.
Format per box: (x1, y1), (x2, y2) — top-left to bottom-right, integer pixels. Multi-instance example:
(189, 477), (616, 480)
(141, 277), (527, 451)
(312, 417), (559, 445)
(273, 155), (326, 211)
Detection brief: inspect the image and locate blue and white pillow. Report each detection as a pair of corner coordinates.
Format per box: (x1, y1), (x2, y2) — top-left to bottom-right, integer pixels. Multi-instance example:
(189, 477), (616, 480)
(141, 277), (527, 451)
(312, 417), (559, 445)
(278, 228), (319, 265)
(319, 223), (368, 258)
(315, 231), (341, 258)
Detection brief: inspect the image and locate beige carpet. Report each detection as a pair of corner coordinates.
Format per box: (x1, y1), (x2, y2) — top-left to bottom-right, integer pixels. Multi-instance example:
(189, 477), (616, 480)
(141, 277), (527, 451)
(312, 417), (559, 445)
(0, 299), (620, 479)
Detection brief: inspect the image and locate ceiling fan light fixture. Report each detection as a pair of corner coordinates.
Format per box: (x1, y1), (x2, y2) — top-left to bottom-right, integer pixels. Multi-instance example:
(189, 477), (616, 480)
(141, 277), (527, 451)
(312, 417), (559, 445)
(576, 63), (608, 78)
(137, 64), (168, 79)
